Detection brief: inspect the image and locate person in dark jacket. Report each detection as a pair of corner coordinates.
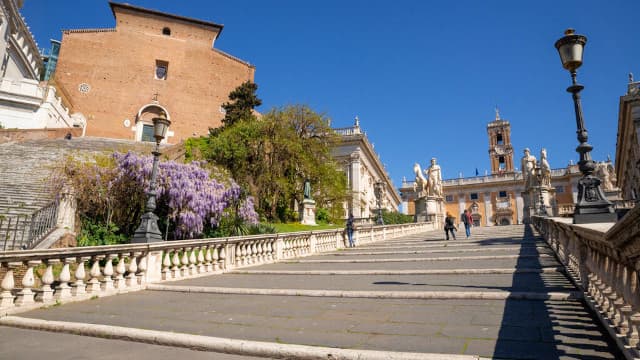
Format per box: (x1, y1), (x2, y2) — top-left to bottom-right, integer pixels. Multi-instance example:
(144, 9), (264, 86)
(346, 213), (355, 247)
(461, 209), (473, 238)
(444, 212), (456, 240)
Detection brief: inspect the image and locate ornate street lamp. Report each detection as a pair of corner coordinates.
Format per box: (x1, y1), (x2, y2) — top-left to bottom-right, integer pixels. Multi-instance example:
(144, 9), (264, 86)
(132, 112), (171, 243)
(554, 29), (615, 224)
(374, 180), (385, 225)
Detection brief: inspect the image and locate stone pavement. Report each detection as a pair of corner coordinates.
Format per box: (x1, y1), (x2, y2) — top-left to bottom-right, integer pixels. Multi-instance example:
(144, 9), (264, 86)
(0, 225), (624, 359)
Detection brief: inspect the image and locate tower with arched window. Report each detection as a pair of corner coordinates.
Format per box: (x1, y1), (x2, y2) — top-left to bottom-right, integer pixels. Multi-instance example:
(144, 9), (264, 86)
(487, 108), (514, 174)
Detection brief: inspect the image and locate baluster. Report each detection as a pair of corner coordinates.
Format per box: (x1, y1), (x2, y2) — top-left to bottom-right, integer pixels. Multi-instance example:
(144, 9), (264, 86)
(628, 313), (640, 351)
(250, 242), (258, 264)
(137, 253), (148, 286)
(171, 250), (181, 279)
(219, 246), (226, 270)
(180, 248), (190, 277)
(113, 254), (127, 289)
(35, 259), (55, 303)
(197, 247), (206, 273)
(161, 251), (172, 280)
(0, 262), (19, 308)
(234, 244), (242, 266)
(266, 240), (273, 261)
(126, 252), (139, 287)
(257, 241), (264, 263)
(204, 246), (213, 272)
(55, 258), (74, 301)
(188, 248), (197, 275)
(212, 246), (219, 271)
(86, 256), (102, 293)
(241, 243), (248, 266)
(100, 255), (115, 292)
(72, 256), (89, 296)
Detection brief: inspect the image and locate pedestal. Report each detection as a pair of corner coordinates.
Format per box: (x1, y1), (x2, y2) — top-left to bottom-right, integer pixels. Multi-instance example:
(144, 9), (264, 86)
(300, 199), (317, 226)
(415, 196), (444, 227)
(414, 197), (427, 223)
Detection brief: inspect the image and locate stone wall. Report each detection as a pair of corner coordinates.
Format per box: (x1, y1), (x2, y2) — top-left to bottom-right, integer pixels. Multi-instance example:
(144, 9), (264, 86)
(0, 128), (82, 144)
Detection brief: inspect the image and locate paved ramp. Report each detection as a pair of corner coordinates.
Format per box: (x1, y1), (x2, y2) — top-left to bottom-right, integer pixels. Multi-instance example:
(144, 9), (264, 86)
(0, 225), (623, 359)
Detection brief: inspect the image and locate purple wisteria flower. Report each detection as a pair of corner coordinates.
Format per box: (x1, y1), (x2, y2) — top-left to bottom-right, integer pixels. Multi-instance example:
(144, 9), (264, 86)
(111, 152), (256, 239)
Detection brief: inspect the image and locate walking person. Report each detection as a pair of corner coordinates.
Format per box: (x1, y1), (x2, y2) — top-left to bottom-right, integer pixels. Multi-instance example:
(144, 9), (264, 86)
(444, 212), (457, 240)
(461, 209), (472, 238)
(346, 213), (355, 247)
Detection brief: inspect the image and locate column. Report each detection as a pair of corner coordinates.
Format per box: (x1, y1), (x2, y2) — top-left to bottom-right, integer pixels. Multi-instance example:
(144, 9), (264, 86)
(458, 194), (467, 216)
(484, 192), (492, 226)
(350, 152), (361, 218)
(515, 191), (524, 224)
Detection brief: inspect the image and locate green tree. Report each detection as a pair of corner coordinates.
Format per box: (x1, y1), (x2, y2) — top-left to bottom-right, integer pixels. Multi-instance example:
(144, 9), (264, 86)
(220, 81), (262, 128)
(204, 104), (348, 222)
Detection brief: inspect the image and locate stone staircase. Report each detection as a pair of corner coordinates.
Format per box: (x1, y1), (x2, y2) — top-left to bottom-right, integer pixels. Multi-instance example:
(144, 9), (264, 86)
(0, 137), (158, 250)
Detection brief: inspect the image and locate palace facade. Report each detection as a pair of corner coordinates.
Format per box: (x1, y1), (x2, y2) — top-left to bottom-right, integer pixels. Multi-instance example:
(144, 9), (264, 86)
(400, 111), (589, 226)
(52, 2), (254, 144)
(0, 0), (82, 131)
(333, 117), (401, 219)
(615, 75), (640, 202)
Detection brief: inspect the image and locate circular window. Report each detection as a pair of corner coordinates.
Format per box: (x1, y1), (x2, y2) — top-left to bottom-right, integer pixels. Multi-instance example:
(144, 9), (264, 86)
(78, 83), (91, 94)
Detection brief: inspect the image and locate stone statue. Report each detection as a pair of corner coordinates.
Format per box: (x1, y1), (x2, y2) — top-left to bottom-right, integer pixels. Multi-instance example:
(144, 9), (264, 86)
(596, 162), (615, 191)
(539, 148), (551, 188)
(425, 157), (443, 197)
(521, 148), (537, 189)
(413, 163), (428, 197)
(303, 179), (311, 200)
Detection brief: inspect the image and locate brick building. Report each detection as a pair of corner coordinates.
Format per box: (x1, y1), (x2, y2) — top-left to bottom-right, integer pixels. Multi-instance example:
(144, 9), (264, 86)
(53, 2), (255, 144)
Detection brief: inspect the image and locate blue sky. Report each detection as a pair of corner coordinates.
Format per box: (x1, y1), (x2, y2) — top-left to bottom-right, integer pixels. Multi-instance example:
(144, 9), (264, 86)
(23, 1), (638, 188)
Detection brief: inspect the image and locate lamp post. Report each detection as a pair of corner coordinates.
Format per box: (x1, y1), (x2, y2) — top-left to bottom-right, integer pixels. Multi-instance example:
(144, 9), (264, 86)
(374, 180), (385, 225)
(554, 29), (615, 224)
(132, 112), (171, 243)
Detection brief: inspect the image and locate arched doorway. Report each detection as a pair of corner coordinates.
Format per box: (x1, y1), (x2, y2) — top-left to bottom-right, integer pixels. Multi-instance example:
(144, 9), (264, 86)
(135, 104), (172, 143)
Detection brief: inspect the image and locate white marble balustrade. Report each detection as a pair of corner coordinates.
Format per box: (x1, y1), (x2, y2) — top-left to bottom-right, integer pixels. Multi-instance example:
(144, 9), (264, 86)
(0, 221), (437, 315)
(533, 208), (640, 359)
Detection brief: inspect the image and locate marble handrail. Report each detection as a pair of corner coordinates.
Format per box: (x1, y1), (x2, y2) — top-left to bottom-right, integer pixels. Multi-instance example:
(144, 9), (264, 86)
(532, 207), (640, 359)
(0, 221), (436, 315)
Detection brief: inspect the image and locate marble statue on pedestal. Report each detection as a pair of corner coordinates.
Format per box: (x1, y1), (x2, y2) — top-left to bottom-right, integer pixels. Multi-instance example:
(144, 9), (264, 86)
(413, 158), (445, 225)
(521, 148), (537, 190)
(425, 158), (443, 198)
(539, 148), (551, 188)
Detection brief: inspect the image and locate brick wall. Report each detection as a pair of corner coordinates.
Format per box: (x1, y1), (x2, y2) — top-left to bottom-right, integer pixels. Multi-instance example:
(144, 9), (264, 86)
(54, 6), (255, 144)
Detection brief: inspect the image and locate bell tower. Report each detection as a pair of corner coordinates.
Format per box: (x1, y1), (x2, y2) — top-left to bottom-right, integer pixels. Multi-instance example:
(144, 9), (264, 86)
(487, 107), (514, 174)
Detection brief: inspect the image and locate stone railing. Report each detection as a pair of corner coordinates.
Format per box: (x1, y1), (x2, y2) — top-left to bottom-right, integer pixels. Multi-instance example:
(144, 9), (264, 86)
(0, 221), (435, 315)
(532, 207), (640, 359)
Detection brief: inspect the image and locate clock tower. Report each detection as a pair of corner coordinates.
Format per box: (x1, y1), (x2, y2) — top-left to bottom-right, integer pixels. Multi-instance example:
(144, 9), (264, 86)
(487, 108), (514, 174)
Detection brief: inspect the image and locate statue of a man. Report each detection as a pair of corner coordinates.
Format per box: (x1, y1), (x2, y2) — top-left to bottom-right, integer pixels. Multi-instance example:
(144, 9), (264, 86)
(521, 148), (537, 189)
(303, 179), (312, 200)
(539, 148), (551, 188)
(425, 157), (442, 197)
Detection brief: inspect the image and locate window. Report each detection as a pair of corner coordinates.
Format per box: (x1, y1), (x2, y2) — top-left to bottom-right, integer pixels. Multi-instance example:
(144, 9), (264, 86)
(499, 156), (505, 170)
(155, 60), (168, 80)
(141, 124), (155, 142)
(499, 191), (507, 198)
(445, 195), (454, 202)
(555, 185), (565, 193)
(496, 133), (503, 145)
(470, 193), (478, 200)
(162, 27), (171, 36)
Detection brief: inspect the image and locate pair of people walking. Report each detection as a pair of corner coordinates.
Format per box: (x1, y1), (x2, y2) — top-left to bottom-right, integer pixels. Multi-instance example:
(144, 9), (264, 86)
(445, 210), (473, 240)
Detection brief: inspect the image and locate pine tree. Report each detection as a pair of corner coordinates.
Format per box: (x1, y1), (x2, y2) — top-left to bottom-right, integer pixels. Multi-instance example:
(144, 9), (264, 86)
(220, 81), (262, 127)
